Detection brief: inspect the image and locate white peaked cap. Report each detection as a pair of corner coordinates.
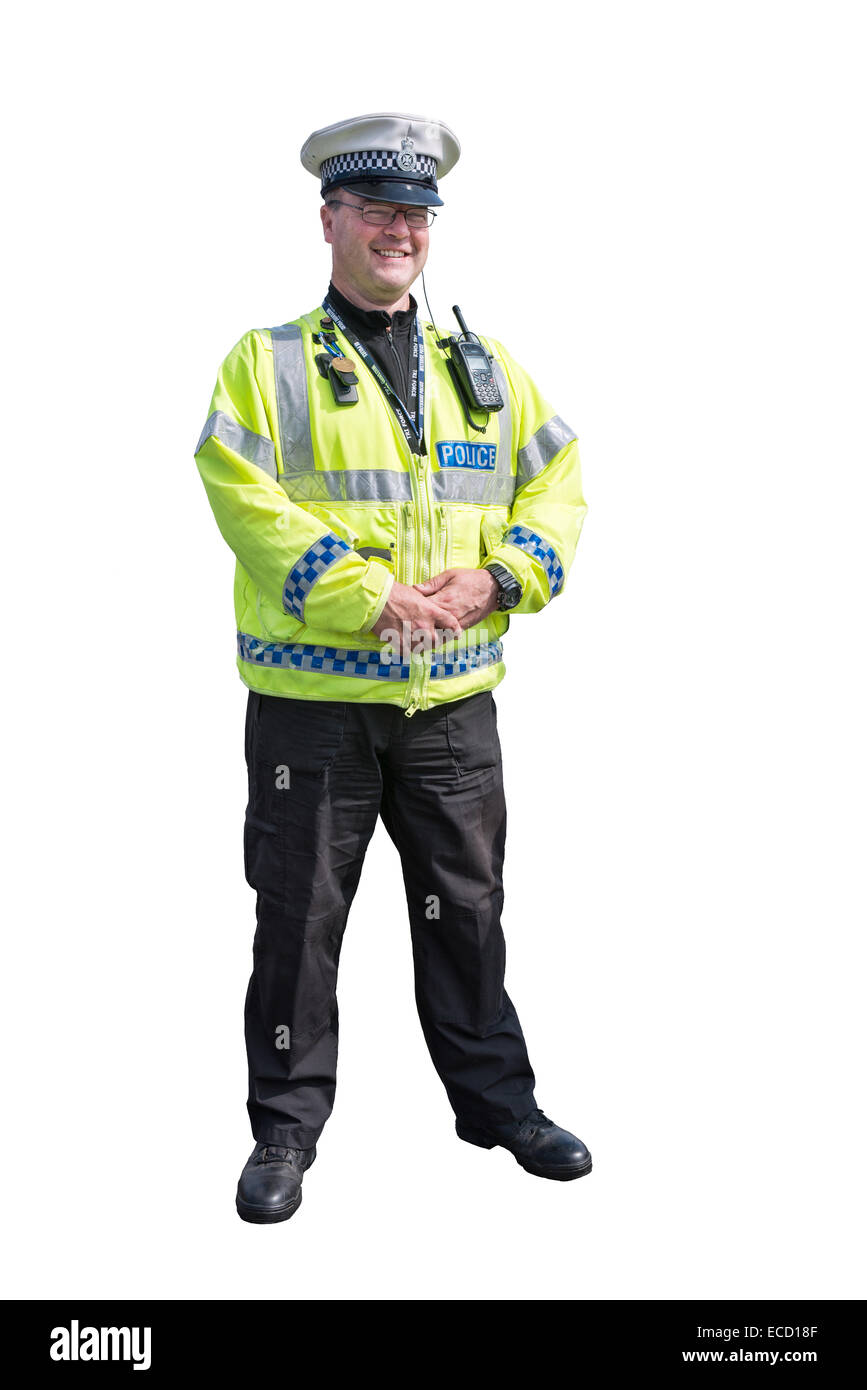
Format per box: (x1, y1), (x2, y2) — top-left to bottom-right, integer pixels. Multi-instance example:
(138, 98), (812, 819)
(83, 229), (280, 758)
(300, 112), (461, 207)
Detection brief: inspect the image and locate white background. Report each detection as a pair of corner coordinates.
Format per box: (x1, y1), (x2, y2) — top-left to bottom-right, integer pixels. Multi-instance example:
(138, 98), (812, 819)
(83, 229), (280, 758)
(2, 0), (865, 1301)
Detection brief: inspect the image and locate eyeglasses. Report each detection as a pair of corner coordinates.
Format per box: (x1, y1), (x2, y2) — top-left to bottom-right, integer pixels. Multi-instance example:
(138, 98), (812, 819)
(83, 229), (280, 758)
(326, 199), (436, 229)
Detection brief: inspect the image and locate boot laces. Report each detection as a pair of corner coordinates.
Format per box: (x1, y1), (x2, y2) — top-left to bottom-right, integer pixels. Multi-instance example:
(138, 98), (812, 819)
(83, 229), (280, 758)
(258, 1144), (305, 1165)
(518, 1108), (554, 1138)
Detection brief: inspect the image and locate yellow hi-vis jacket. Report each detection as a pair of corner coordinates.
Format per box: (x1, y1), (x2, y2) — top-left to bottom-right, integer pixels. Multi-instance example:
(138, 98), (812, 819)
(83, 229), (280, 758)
(194, 304), (587, 714)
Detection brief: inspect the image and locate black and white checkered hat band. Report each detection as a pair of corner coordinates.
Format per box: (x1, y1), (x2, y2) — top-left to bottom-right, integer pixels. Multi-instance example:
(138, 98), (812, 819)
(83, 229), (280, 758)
(321, 149), (438, 189)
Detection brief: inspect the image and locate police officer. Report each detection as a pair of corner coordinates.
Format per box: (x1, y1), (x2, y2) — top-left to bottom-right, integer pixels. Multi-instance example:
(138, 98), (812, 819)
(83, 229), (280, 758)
(194, 113), (592, 1223)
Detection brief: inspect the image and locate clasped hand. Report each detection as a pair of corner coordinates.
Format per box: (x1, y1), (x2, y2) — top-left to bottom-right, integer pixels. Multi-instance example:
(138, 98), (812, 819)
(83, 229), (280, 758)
(371, 568), (499, 660)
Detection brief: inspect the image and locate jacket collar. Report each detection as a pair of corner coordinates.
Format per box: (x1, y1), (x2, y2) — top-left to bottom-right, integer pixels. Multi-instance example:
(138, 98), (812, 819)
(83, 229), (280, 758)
(326, 280), (417, 336)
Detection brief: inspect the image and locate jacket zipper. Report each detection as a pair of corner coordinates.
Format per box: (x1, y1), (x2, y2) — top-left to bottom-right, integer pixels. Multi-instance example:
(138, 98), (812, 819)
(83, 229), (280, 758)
(417, 453), (434, 582)
(438, 508), (448, 572)
(398, 501), (414, 585)
(331, 318), (432, 716)
(404, 454), (435, 718)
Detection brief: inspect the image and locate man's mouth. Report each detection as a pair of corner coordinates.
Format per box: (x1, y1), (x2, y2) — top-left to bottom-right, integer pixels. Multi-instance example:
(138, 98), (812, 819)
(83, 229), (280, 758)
(373, 249), (410, 258)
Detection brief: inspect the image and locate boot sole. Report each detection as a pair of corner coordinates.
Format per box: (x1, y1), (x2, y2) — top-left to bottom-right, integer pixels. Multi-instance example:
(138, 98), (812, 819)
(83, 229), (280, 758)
(517, 1157), (592, 1181)
(456, 1122), (592, 1182)
(236, 1190), (302, 1224)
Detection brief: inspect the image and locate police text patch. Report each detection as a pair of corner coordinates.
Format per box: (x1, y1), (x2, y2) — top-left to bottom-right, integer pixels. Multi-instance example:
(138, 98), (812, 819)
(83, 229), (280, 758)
(435, 441), (497, 470)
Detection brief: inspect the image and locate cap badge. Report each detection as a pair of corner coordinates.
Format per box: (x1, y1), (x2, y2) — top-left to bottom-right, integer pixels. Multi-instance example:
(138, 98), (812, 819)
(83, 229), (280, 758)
(397, 137), (418, 172)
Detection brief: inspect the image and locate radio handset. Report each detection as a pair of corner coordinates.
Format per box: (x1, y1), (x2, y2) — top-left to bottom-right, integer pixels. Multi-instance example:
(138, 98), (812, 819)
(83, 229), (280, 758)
(438, 305), (505, 424)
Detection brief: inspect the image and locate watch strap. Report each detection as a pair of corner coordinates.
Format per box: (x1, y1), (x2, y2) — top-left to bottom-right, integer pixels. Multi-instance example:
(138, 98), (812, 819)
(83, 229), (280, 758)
(484, 561), (523, 609)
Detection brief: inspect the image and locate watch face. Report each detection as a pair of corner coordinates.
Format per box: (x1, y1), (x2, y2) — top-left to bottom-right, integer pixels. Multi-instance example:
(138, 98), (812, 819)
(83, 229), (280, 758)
(487, 564), (521, 610)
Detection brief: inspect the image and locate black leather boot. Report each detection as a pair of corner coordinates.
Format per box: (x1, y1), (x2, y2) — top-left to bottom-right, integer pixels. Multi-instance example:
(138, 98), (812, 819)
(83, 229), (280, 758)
(456, 1107), (592, 1181)
(235, 1141), (317, 1223)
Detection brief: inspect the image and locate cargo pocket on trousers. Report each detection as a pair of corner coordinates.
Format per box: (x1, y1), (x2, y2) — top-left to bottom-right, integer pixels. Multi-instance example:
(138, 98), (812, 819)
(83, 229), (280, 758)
(253, 695), (348, 775)
(244, 697), (349, 901)
(444, 692), (499, 774)
(243, 776), (286, 900)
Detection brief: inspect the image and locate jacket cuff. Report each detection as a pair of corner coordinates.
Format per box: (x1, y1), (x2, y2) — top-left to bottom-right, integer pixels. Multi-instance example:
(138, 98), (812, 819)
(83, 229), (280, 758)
(484, 544), (534, 591)
(482, 557), (522, 588)
(483, 539), (559, 616)
(298, 549), (395, 634)
(362, 567), (395, 631)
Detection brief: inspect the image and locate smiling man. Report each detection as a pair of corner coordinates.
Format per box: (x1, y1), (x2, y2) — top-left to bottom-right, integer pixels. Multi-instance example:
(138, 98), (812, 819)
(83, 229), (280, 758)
(194, 113), (592, 1224)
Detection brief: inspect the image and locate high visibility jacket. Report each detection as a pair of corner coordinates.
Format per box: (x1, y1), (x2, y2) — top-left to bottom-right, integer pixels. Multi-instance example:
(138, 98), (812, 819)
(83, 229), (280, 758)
(194, 303), (587, 714)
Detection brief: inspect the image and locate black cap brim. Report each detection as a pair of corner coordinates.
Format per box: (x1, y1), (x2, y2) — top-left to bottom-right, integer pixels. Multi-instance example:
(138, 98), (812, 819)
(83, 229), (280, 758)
(325, 176), (443, 208)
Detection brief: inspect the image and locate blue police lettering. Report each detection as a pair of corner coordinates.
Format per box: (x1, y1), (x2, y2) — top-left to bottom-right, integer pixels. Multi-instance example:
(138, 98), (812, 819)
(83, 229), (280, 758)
(435, 441), (497, 470)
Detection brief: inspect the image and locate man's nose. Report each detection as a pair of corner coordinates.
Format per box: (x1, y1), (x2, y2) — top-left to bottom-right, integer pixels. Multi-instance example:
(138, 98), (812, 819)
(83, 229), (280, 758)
(387, 210), (412, 235)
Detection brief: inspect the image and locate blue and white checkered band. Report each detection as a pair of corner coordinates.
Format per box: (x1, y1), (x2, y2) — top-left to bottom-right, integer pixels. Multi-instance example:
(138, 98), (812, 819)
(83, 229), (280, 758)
(282, 533), (351, 620)
(502, 524), (566, 598)
(237, 634), (504, 680)
(321, 149), (438, 189)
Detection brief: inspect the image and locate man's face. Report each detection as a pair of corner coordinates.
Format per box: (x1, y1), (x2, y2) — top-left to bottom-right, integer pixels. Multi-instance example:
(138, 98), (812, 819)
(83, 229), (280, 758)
(321, 190), (430, 305)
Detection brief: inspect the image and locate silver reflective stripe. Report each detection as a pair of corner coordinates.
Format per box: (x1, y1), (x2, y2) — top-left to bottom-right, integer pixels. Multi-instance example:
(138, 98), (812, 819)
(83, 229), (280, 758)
(270, 324), (314, 475)
(195, 410), (277, 480)
(491, 359), (512, 491)
(237, 633), (503, 680)
(516, 415), (576, 490)
(280, 470), (412, 503)
(431, 470), (515, 504)
(492, 359), (514, 503)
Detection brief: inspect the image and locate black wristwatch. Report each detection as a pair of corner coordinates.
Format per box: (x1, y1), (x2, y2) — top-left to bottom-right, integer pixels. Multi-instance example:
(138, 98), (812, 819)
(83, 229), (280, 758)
(484, 562), (523, 611)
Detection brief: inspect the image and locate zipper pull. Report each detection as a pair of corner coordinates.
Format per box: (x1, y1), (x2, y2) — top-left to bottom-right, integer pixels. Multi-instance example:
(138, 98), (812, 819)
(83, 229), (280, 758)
(404, 699), (419, 718)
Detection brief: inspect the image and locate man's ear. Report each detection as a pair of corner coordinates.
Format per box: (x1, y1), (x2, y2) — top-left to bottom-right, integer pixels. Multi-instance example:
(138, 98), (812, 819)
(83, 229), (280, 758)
(321, 202), (334, 245)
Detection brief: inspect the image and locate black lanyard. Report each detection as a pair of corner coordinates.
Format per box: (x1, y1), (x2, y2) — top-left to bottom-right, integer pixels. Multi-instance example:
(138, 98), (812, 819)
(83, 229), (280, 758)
(322, 297), (425, 450)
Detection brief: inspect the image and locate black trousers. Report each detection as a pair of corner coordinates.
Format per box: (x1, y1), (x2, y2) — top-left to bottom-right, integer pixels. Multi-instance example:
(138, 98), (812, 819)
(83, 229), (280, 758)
(243, 688), (537, 1149)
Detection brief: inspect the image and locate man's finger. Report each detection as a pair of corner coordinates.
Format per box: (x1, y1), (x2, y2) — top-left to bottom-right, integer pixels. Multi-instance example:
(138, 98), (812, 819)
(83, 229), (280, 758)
(414, 571), (454, 593)
(431, 605), (462, 635)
